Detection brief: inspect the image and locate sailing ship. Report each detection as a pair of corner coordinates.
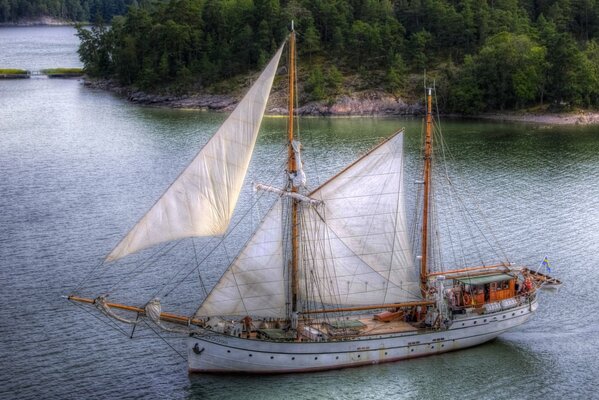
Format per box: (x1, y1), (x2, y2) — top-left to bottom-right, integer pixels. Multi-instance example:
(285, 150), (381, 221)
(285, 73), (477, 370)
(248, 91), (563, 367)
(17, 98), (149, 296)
(69, 27), (560, 374)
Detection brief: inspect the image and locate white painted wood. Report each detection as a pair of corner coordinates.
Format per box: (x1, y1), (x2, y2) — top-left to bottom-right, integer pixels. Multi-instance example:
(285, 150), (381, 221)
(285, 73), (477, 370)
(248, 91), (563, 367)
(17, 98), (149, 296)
(187, 298), (537, 373)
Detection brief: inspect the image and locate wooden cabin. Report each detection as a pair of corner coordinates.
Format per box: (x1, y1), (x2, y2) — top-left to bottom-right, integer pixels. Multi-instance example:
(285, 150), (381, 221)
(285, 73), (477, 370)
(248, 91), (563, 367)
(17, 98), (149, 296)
(456, 274), (516, 307)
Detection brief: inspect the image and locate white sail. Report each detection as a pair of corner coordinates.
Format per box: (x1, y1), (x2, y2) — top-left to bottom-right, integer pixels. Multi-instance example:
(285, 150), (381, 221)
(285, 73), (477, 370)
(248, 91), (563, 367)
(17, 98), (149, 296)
(301, 131), (420, 306)
(106, 45), (284, 262)
(195, 199), (286, 317)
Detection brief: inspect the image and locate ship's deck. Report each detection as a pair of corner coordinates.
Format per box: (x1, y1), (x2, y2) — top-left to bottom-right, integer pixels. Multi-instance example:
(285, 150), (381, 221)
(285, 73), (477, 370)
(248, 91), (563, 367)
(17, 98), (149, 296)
(355, 318), (419, 335)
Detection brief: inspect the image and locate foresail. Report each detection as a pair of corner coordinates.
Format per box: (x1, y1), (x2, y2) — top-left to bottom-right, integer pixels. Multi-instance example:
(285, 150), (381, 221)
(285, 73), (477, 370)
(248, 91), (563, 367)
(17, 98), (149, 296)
(106, 45), (284, 262)
(195, 199), (286, 318)
(301, 131), (420, 306)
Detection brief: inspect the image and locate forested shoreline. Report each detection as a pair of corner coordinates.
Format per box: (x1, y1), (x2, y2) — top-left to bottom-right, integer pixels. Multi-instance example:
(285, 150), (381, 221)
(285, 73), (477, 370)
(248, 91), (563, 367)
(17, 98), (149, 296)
(12, 0), (599, 114)
(0, 0), (136, 24)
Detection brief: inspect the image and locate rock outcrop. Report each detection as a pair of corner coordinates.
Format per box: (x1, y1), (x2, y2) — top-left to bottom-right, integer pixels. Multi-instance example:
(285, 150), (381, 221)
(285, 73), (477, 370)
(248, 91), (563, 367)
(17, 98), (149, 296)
(83, 79), (423, 116)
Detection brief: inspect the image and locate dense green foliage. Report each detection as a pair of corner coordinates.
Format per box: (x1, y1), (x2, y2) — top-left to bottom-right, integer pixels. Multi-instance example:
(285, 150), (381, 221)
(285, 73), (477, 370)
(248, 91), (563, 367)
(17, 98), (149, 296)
(77, 0), (599, 112)
(0, 0), (137, 23)
(0, 68), (28, 74)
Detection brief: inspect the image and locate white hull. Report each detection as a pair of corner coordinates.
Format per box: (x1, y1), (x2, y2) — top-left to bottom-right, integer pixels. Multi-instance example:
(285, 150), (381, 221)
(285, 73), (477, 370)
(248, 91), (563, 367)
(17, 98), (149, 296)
(187, 298), (537, 374)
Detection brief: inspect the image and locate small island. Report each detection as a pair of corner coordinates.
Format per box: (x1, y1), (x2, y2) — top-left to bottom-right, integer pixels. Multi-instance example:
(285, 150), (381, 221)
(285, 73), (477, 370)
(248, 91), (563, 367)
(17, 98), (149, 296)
(0, 69), (29, 79)
(4, 0), (599, 123)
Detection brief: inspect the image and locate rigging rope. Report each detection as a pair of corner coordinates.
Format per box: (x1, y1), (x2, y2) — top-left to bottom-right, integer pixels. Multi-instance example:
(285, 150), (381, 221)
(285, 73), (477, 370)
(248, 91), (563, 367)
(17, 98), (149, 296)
(141, 320), (187, 361)
(70, 298), (131, 337)
(417, 86), (511, 273)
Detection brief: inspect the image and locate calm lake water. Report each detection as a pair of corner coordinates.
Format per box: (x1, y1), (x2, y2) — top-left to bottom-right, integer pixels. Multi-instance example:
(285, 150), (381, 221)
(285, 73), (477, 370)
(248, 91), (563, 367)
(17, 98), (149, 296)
(1, 26), (599, 400)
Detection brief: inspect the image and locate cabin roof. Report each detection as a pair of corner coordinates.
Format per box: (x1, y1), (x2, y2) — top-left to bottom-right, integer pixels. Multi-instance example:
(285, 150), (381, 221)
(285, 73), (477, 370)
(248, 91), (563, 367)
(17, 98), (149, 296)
(456, 273), (514, 286)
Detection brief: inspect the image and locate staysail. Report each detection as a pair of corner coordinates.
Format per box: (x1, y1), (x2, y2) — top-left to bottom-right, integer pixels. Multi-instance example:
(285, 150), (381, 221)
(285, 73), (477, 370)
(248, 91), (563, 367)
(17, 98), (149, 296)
(106, 45), (284, 262)
(301, 131), (420, 306)
(195, 199), (286, 318)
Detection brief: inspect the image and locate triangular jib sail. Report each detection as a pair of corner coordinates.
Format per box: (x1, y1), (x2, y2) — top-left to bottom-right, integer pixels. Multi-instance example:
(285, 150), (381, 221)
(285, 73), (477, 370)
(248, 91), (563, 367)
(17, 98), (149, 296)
(106, 44), (285, 262)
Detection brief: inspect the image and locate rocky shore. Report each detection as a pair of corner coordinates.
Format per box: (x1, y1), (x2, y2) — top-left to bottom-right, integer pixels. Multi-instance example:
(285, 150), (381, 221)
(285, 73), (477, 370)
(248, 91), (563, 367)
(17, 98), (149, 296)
(84, 79), (424, 116)
(83, 79), (599, 124)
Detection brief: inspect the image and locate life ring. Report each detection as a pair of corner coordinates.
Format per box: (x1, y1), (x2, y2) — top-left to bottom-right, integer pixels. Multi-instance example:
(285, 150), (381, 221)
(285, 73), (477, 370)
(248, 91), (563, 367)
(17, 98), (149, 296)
(524, 278), (533, 292)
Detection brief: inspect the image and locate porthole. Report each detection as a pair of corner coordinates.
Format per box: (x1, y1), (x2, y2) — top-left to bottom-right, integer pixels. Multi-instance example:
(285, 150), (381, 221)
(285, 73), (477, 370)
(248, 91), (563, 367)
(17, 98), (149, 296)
(411, 349), (414, 352)
(441, 344), (445, 348)
(249, 354), (252, 357)
(315, 357), (318, 360)
(484, 319), (487, 323)
(270, 356), (274, 359)
(431, 346), (435, 349)
(357, 355), (361, 358)
(512, 313), (515, 316)
(336, 356), (339, 359)
(292, 357), (295, 360)
(503, 315), (506, 319)
(462, 323), (465, 326)
(473, 321), (477, 324)
(385, 352), (388, 356)
(227, 350), (231, 353)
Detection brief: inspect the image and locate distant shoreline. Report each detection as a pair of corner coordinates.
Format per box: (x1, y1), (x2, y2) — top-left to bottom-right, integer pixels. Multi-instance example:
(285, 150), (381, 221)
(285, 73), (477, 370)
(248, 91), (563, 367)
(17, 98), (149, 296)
(472, 112), (599, 126)
(0, 17), (80, 27)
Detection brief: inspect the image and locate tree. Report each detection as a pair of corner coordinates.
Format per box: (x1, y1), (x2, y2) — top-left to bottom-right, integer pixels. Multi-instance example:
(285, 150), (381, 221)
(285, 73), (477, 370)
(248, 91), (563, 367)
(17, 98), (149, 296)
(76, 21), (114, 77)
(408, 30), (432, 71)
(474, 32), (546, 109)
(306, 66), (325, 100)
(386, 54), (407, 96)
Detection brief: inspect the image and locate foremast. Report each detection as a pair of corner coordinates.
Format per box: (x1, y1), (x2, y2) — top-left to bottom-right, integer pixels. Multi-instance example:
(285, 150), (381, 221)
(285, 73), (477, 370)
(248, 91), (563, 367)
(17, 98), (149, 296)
(287, 24), (300, 314)
(420, 88), (433, 297)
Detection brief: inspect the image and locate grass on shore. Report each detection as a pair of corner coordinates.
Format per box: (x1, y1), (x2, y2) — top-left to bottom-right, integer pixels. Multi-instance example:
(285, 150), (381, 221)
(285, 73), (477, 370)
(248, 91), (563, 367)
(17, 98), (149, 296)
(41, 68), (83, 75)
(0, 68), (28, 74)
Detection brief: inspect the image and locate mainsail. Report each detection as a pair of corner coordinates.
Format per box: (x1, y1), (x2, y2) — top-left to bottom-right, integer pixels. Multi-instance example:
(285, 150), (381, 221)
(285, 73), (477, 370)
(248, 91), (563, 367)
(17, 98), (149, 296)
(195, 199), (286, 318)
(106, 45), (284, 262)
(196, 131), (419, 318)
(301, 131), (420, 306)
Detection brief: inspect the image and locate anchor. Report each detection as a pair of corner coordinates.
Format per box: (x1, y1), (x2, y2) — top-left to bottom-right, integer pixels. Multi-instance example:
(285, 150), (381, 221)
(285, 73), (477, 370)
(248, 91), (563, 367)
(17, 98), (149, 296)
(193, 343), (205, 355)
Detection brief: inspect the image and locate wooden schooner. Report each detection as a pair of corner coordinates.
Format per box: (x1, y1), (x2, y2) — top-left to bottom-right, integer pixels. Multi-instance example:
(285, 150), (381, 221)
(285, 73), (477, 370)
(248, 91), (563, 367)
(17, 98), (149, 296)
(69, 26), (559, 374)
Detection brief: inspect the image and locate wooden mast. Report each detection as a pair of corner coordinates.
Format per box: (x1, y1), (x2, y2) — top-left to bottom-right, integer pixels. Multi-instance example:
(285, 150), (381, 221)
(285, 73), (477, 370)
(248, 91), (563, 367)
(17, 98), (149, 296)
(420, 88), (433, 297)
(287, 24), (299, 313)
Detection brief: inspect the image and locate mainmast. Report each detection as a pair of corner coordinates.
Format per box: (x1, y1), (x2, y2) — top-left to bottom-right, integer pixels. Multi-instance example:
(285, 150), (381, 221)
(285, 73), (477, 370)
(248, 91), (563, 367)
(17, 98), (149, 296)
(420, 88), (433, 297)
(287, 24), (299, 313)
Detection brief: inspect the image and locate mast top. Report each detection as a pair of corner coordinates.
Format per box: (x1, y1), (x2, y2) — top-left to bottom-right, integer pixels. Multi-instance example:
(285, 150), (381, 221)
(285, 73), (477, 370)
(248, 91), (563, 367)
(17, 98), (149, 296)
(291, 20), (294, 32)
